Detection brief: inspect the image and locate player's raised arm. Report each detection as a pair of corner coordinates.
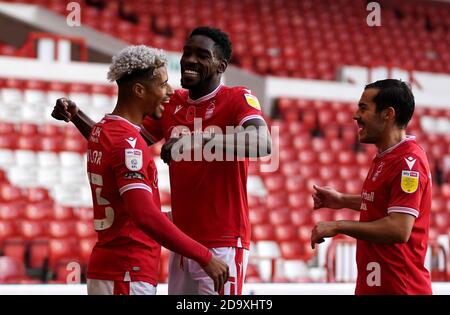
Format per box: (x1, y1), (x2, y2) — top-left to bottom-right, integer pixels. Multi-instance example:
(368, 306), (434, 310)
(51, 97), (95, 140)
(122, 189), (229, 291)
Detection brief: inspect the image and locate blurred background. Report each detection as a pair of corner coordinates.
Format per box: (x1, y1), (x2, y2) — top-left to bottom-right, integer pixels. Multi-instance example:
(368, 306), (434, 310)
(0, 0), (449, 294)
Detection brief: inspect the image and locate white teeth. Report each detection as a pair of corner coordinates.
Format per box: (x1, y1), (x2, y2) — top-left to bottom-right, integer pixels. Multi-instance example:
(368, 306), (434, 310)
(184, 70), (198, 75)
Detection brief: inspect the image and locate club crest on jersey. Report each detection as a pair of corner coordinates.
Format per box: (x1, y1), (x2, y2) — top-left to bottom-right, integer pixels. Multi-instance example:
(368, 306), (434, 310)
(401, 170), (419, 193)
(244, 94), (261, 110)
(125, 149), (143, 171)
(186, 106), (196, 122)
(205, 101), (215, 120)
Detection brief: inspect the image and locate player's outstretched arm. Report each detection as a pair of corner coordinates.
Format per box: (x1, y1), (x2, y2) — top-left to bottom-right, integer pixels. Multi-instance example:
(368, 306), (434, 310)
(51, 98), (95, 140)
(310, 212), (415, 249)
(123, 189), (229, 291)
(312, 184), (362, 211)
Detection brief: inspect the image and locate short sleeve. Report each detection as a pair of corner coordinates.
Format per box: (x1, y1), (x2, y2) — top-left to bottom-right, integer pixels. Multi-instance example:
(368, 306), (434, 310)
(234, 88), (265, 126)
(110, 135), (152, 196)
(387, 155), (429, 218)
(141, 115), (165, 143)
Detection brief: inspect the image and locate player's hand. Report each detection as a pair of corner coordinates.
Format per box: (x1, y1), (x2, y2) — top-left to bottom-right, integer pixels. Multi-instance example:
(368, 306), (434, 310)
(311, 221), (339, 249)
(161, 137), (181, 164)
(202, 256), (229, 293)
(161, 135), (202, 164)
(312, 185), (343, 210)
(51, 97), (78, 122)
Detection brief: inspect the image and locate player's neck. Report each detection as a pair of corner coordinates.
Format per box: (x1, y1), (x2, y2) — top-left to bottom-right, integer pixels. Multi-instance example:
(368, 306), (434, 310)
(376, 128), (406, 153)
(111, 102), (144, 127)
(188, 78), (221, 100)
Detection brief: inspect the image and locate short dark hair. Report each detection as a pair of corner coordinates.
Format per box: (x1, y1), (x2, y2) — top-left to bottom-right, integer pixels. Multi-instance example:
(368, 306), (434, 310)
(188, 26), (232, 62)
(365, 79), (415, 128)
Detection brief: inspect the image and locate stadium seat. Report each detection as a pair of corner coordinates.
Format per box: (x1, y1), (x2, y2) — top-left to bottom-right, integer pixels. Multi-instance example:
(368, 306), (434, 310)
(0, 256), (27, 283)
(78, 237), (96, 264)
(2, 239), (27, 263)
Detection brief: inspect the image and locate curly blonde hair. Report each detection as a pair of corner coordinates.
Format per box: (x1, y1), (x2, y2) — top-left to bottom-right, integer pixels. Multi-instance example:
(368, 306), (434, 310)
(107, 45), (167, 82)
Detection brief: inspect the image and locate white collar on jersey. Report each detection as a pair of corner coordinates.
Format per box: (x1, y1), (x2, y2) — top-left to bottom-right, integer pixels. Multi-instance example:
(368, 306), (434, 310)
(187, 84), (223, 104)
(104, 114), (141, 131)
(376, 135), (416, 158)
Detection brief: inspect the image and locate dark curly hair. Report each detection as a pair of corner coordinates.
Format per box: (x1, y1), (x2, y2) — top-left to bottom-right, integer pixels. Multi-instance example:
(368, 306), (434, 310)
(188, 26), (232, 62)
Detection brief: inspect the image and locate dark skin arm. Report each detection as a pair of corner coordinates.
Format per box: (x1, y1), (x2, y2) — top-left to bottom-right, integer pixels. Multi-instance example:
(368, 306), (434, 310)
(52, 98), (156, 143)
(310, 212), (416, 249)
(160, 118), (272, 164)
(51, 98), (95, 140)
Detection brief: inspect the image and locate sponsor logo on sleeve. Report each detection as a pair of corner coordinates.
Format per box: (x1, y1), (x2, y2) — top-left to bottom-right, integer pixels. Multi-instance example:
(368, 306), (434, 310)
(124, 172), (145, 180)
(401, 170), (419, 193)
(244, 94), (261, 110)
(125, 149), (143, 171)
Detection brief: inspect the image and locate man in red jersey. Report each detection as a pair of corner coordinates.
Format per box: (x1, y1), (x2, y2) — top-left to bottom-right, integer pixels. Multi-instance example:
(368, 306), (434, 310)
(56, 45), (228, 295)
(311, 79), (432, 295)
(51, 27), (271, 295)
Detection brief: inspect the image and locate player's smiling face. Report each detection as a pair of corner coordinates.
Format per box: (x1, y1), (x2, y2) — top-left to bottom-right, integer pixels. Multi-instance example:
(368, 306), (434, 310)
(353, 88), (387, 144)
(145, 66), (173, 118)
(180, 35), (224, 90)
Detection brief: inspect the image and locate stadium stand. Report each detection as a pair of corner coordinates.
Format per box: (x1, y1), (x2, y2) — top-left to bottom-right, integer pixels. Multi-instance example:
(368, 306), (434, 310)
(0, 0), (449, 289)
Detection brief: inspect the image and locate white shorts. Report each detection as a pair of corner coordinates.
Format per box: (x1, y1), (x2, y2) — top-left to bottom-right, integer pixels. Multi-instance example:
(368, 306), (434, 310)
(87, 279), (157, 295)
(168, 247), (249, 295)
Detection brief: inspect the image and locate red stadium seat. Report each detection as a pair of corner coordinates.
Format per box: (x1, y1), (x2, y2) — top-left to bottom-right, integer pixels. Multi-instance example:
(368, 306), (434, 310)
(268, 208), (291, 225)
(28, 239), (50, 269)
(51, 205), (75, 220)
(275, 224), (298, 242)
(249, 207), (269, 225)
(0, 256), (27, 283)
(252, 224), (276, 241)
(0, 183), (24, 202)
(0, 221), (17, 240)
(48, 238), (80, 269)
(48, 221), (76, 238)
(75, 220), (96, 238)
(23, 203), (51, 221)
(0, 202), (24, 220)
(18, 220), (47, 240)
(79, 237), (96, 263)
(2, 239), (27, 263)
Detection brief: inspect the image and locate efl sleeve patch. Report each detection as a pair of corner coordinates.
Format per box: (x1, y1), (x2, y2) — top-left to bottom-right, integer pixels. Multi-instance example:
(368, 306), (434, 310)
(125, 149), (143, 171)
(401, 170), (419, 193)
(244, 94), (261, 110)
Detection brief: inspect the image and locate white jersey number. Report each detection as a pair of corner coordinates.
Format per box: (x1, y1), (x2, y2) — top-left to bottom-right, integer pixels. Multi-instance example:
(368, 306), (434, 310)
(88, 172), (115, 231)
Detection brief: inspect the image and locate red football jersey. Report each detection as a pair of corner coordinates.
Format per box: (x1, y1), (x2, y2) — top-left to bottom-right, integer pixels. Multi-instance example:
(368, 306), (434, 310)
(87, 114), (161, 285)
(142, 85), (265, 249)
(355, 136), (432, 294)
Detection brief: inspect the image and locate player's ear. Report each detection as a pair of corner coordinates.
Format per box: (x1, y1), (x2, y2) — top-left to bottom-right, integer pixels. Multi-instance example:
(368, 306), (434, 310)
(384, 106), (396, 121)
(133, 83), (145, 98)
(217, 59), (227, 74)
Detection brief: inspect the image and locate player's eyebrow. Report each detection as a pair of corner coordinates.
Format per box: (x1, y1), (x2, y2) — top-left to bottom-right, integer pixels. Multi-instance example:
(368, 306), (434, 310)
(358, 102), (368, 108)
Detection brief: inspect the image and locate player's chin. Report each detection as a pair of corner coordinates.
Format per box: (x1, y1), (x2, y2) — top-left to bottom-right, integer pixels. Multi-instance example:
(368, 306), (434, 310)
(152, 105), (164, 120)
(180, 76), (201, 89)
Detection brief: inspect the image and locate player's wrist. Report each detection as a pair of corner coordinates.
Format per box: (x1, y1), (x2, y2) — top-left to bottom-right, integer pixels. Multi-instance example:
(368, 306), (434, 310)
(69, 106), (80, 121)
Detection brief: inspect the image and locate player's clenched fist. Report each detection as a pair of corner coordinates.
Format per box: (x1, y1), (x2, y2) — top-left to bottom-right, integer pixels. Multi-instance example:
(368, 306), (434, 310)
(202, 256), (229, 293)
(310, 221), (339, 249)
(51, 97), (79, 122)
(312, 184), (343, 210)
